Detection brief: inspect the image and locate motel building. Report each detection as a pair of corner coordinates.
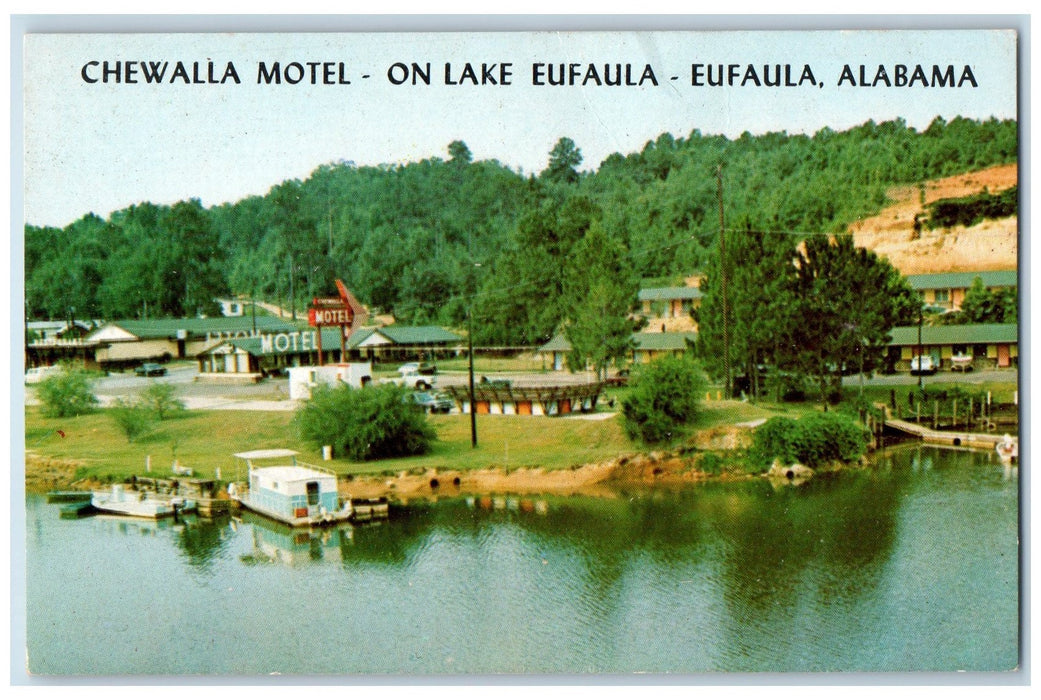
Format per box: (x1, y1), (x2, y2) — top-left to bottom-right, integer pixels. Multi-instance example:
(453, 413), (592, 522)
(197, 327), (357, 381)
(196, 324), (464, 381)
(887, 323), (1018, 371)
(27, 316), (304, 372)
(537, 331), (698, 371)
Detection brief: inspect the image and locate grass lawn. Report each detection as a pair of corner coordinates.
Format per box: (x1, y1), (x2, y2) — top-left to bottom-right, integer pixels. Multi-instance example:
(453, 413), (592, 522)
(23, 404), (637, 485)
(24, 378), (1016, 487)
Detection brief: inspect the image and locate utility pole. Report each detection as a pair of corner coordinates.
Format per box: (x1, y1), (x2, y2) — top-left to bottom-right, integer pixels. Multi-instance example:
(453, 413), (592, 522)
(716, 164), (731, 399)
(289, 257), (296, 321)
(468, 308), (477, 448)
(917, 303), (924, 392)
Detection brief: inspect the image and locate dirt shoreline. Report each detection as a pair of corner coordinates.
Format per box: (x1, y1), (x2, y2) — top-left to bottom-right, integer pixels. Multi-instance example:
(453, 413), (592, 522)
(25, 425), (758, 498)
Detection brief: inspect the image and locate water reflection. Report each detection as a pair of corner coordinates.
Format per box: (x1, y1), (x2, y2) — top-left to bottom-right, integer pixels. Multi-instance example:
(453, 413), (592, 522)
(237, 512), (356, 566)
(26, 443), (1019, 674)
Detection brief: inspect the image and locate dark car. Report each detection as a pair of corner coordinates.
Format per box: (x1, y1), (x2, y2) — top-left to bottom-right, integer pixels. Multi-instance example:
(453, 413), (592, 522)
(410, 391), (453, 414)
(135, 362), (167, 377)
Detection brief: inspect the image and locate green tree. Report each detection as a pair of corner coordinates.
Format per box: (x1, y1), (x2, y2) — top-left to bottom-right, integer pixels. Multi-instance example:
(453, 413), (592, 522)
(561, 221), (640, 378)
(139, 382), (186, 420)
(34, 369), (98, 418)
(960, 276), (1017, 324)
(697, 221), (797, 399)
(447, 139), (473, 165)
(788, 234), (918, 408)
(621, 354), (708, 444)
(295, 383), (436, 461)
(543, 137), (583, 183)
(475, 192), (598, 345)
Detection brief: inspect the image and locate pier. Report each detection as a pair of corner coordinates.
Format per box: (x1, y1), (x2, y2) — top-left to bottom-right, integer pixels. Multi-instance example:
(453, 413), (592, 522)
(877, 403), (1016, 452)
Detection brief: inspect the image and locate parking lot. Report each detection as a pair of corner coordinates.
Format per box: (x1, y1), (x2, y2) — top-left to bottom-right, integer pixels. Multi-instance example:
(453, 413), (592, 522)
(24, 361), (1017, 413)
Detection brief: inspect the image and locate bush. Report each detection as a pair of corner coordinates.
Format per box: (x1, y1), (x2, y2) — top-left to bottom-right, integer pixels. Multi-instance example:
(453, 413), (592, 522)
(34, 368), (98, 418)
(109, 398), (155, 443)
(750, 411), (867, 469)
(295, 382), (436, 461)
(698, 452), (725, 475)
(621, 355), (708, 444)
(139, 382), (185, 420)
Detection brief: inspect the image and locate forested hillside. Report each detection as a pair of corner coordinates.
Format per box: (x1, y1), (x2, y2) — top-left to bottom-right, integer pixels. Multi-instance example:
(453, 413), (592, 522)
(25, 116), (1017, 345)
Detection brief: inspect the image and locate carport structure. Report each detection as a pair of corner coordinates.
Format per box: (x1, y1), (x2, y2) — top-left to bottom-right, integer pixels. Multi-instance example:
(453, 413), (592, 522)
(443, 382), (604, 416)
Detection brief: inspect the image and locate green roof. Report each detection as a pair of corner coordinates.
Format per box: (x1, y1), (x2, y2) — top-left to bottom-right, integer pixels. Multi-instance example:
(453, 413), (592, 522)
(633, 331), (698, 351)
(888, 323), (1018, 346)
(105, 316), (301, 340)
(539, 331), (698, 354)
(377, 325), (462, 344)
(347, 325), (461, 347)
(905, 270), (1017, 290)
(638, 287), (703, 302)
(537, 334), (572, 353)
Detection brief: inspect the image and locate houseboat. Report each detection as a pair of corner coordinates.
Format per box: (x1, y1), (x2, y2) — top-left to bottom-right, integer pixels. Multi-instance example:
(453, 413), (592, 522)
(230, 449), (353, 527)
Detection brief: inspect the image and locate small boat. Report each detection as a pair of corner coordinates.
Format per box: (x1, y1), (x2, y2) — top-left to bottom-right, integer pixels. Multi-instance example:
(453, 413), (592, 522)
(46, 490), (93, 503)
(996, 435), (1018, 463)
(91, 484), (196, 519)
(229, 449), (354, 528)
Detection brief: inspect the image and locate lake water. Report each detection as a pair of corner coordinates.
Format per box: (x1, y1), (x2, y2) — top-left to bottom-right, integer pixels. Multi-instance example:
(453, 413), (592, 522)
(23, 444), (1019, 677)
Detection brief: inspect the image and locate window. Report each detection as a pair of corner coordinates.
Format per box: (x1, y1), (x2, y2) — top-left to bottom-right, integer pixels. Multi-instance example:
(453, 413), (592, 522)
(306, 481), (320, 506)
(934, 289), (950, 303)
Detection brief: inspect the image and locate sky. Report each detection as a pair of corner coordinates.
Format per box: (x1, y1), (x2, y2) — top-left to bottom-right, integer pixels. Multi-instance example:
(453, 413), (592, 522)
(19, 25), (1019, 228)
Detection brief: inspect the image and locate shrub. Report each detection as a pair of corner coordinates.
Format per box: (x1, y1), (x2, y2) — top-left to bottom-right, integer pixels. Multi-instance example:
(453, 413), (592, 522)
(109, 398), (155, 443)
(295, 382), (436, 461)
(698, 452), (725, 475)
(747, 416), (799, 467)
(139, 382), (185, 420)
(750, 411), (867, 469)
(621, 355), (708, 444)
(34, 368), (98, 418)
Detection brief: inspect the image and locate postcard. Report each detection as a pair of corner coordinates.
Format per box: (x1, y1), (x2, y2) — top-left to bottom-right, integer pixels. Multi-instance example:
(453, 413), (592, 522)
(17, 24), (1021, 679)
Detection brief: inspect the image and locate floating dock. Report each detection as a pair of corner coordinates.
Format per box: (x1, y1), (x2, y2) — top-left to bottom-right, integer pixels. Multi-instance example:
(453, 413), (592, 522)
(46, 491), (93, 503)
(59, 502), (98, 519)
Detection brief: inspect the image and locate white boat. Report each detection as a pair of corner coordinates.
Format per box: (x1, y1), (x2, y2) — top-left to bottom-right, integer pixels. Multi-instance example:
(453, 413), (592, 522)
(230, 449), (354, 528)
(91, 484), (196, 519)
(996, 435), (1018, 463)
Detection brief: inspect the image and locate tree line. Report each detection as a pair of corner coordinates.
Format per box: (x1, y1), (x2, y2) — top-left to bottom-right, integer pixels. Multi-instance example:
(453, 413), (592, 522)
(26, 116), (1017, 361)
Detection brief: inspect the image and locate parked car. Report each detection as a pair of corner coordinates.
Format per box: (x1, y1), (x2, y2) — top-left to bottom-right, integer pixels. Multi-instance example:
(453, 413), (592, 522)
(909, 355), (937, 376)
(410, 391), (453, 414)
(384, 371), (436, 390)
(398, 362), (437, 376)
(134, 362), (167, 377)
(25, 365), (64, 384)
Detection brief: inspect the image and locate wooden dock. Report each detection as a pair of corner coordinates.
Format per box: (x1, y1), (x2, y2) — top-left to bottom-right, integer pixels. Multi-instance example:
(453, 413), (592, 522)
(882, 414), (1013, 451)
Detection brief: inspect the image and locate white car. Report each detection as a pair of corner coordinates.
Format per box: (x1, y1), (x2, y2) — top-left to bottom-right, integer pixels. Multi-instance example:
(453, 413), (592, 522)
(909, 355), (938, 376)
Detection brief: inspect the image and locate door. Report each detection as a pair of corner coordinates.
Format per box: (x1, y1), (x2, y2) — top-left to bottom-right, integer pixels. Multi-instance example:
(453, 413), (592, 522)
(997, 344), (1010, 368)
